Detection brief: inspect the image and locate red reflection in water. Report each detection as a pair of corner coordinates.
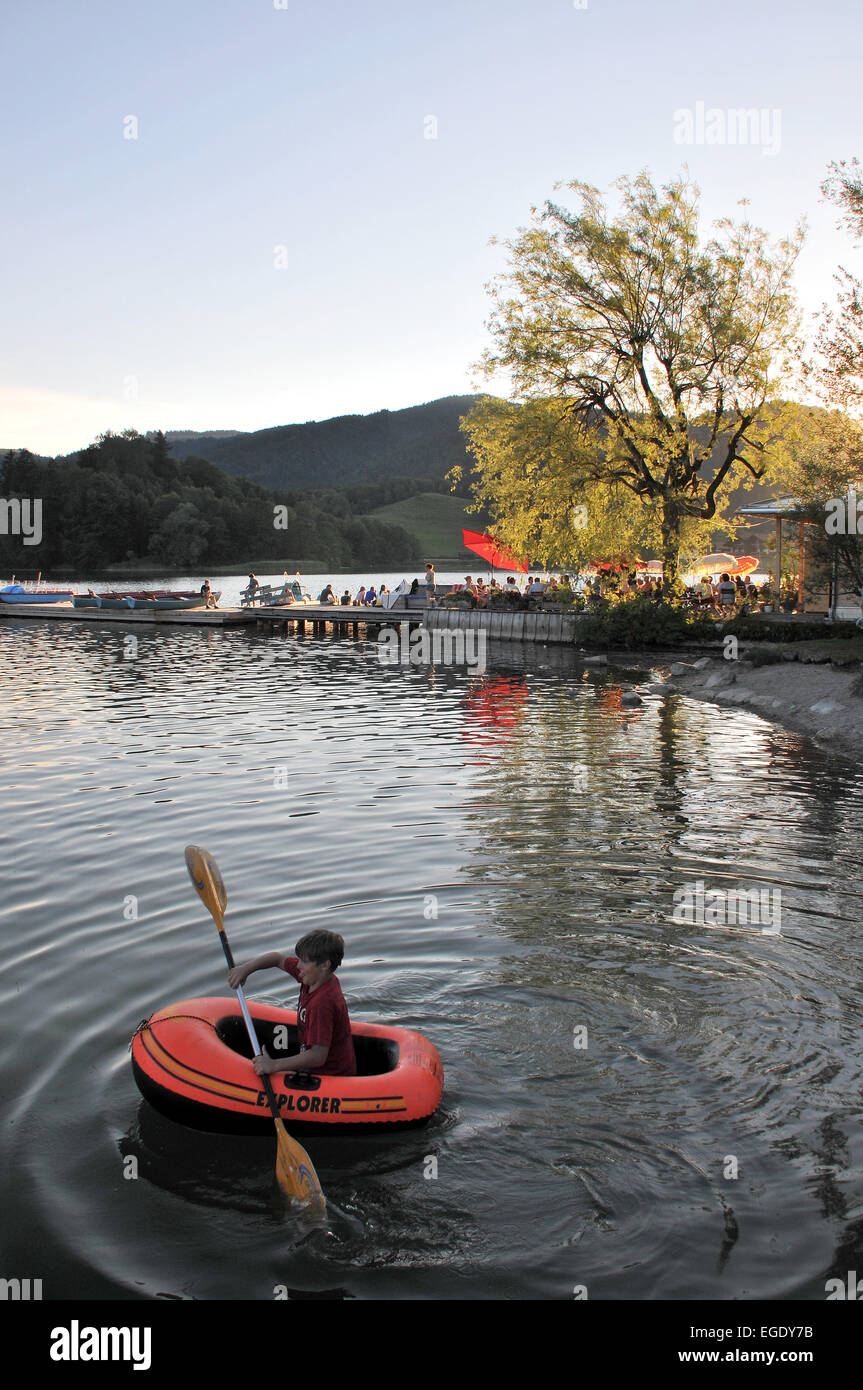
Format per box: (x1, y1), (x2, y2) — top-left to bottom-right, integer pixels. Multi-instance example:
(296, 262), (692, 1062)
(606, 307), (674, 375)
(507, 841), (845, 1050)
(462, 674), (529, 752)
(596, 684), (645, 723)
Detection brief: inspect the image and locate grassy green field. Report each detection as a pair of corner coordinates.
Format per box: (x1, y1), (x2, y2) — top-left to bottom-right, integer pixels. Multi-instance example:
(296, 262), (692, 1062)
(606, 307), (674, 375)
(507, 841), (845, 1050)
(362, 492), (478, 560)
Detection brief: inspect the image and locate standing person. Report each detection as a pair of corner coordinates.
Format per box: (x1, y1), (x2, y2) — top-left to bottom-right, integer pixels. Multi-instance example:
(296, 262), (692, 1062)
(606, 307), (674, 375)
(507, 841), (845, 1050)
(246, 573), (260, 606)
(424, 562), (436, 606)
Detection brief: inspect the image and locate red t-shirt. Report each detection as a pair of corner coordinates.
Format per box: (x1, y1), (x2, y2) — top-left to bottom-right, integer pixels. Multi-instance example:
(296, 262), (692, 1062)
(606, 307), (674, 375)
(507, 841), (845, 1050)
(282, 958), (356, 1076)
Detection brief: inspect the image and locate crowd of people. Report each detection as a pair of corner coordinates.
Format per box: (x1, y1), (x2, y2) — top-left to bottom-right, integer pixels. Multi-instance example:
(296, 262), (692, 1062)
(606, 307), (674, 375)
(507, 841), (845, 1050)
(244, 565), (779, 615)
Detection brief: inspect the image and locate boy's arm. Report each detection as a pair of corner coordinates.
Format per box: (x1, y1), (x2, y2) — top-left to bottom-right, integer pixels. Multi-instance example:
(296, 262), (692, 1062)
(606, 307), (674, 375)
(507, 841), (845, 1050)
(227, 951), (288, 989)
(254, 1044), (329, 1075)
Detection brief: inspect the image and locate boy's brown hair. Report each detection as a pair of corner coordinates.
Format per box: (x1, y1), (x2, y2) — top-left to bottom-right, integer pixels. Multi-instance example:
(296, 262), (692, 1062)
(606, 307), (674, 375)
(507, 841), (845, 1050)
(294, 930), (345, 972)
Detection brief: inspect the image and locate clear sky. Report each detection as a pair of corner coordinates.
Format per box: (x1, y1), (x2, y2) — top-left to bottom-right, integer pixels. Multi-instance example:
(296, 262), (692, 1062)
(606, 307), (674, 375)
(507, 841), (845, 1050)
(2, 0), (861, 456)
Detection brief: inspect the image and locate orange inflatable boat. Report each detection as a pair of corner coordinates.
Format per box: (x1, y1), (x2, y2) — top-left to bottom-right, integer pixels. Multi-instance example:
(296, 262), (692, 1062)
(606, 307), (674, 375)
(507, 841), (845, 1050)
(131, 996), (444, 1133)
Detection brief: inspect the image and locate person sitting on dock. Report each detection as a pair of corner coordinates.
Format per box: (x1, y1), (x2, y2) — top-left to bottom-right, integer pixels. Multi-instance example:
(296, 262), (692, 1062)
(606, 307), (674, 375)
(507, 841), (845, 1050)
(697, 575), (714, 610)
(319, 583), (337, 605)
(200, 579), (218, 609)
(525, 575), (546, 608)
(355, 585), (367, 604)
(460, 576), (478, 608)
(227, 930), (356, 1078)
(365, 586), (377, 604)
(341, 589), (353, 606)
(716, 572), (736, 610)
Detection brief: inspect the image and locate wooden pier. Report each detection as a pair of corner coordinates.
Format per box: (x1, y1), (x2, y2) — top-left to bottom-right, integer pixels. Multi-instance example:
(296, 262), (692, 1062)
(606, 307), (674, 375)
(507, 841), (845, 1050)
(0, 602), (255, 626)
(254, 603), (582, 645)
(0, 599), (583, 645)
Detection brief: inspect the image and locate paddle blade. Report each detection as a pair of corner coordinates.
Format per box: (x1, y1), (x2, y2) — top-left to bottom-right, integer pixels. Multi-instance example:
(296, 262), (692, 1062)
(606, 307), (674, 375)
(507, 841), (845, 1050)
(185, 845), (227, 922)
(274, 1119), (326, 1214)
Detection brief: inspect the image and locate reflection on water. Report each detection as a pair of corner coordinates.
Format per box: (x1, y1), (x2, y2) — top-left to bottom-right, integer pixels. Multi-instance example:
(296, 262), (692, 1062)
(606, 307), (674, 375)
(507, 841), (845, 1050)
(1, 618), (862, 1300)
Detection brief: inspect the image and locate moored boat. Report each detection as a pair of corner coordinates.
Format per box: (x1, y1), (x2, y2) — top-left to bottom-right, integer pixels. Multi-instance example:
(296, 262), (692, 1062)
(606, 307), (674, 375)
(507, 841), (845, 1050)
(73, 589), (221, 611)
(0, 583), (75, 604)
(131, 996), (444, 1133)
(73, 594), (134, 609)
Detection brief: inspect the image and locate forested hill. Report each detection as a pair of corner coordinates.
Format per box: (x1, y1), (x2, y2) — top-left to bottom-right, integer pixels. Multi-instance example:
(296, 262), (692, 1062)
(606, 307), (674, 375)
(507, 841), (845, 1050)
(0, 431), (422, 573)
(164, 396), (480, 490)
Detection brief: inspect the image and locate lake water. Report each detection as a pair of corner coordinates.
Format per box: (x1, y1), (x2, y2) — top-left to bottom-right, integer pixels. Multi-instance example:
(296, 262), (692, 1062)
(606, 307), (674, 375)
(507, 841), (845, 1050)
(1, 596), (863, 1312)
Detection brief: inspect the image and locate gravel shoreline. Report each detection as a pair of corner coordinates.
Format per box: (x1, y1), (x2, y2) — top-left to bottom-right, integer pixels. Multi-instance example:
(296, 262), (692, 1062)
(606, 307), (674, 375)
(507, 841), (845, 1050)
(636, 652), (863, 761)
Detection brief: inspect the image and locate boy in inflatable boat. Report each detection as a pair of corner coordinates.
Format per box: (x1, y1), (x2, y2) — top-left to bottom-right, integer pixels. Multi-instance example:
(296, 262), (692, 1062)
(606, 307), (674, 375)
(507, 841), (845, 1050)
(227, 929), (357, 1077)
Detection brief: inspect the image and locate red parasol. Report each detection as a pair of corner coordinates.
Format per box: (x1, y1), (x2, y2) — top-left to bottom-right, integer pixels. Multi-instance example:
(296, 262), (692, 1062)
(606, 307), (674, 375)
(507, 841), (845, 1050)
(462, 530), (528, 573)
(729, 555), (760, 577)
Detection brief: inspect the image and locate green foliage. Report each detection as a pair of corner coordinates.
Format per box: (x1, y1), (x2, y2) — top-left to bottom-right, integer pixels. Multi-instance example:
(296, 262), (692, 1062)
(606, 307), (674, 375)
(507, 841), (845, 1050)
(464, 171), (804, 580)
(360, 490), (483, 558)
(578, 596), (718, 647)
(161, 397), (480, 492)
(720, 616), (859, 643)
(812, 159), (863, 412)
(0, 431), (420, 574)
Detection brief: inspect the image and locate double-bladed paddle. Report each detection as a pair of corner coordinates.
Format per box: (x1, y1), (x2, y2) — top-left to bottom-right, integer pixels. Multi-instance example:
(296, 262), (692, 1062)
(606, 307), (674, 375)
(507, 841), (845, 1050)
(184, 844), (325, 1214)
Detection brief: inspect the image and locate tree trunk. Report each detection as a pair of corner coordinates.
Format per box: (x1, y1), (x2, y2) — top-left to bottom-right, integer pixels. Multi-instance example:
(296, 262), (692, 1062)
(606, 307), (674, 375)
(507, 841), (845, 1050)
(661, 501), (682, 595)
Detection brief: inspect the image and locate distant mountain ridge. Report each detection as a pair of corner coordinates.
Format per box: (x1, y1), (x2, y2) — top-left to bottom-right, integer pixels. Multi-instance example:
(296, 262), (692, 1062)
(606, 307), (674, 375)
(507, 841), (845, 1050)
(161, 396), (480, 491)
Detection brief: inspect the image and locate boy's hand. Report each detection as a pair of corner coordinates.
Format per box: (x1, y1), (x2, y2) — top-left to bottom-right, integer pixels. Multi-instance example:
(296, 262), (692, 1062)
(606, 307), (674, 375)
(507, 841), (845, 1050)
(228, 963), (250, 989)
(253, 1046), (278, 1076)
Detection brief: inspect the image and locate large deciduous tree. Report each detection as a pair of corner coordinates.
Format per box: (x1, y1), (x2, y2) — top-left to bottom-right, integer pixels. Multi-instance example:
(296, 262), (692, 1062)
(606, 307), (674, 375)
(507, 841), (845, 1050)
(462, 172), (804, 583)
(813, 158), (863, 413)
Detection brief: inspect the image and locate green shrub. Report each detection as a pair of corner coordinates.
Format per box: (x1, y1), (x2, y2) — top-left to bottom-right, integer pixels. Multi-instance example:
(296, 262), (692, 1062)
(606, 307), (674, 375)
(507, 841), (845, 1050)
(577, 596), (717, 647)
(489, 589), (524, 609)
(721, 617), (858, 643)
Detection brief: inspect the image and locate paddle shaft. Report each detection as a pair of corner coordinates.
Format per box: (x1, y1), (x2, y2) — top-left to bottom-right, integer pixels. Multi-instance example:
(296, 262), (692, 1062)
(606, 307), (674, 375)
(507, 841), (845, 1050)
(215, 923), (284, 1123)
